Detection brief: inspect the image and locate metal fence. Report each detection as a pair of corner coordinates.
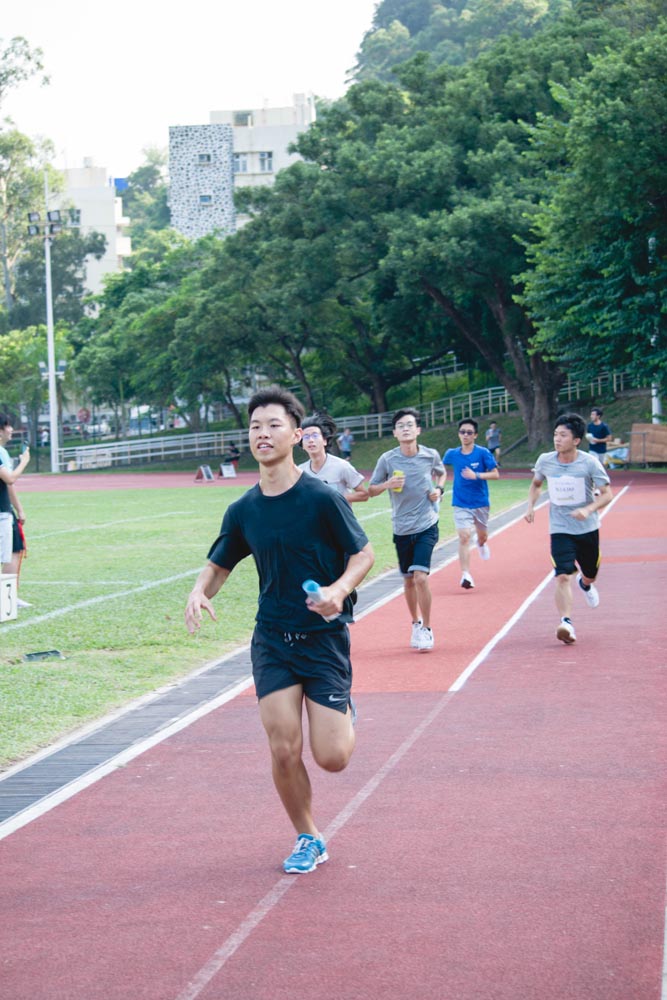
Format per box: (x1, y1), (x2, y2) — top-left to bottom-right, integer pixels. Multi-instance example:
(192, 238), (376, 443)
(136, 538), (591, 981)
(54, 370), (641, 473)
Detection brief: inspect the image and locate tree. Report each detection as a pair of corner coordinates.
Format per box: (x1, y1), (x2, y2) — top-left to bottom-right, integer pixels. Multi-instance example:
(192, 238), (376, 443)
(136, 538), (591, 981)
(0, 36), (47, 109)
(520, 25), (667, 391)
(295, 1), (662, 443)
(11, 226), (106, 328)
(118, 148), (170, 249)
(352, 0), (570, 81)
(0, 323), (72, 447)
(0, 128), (54, 321)
(72, 233), (206, 431)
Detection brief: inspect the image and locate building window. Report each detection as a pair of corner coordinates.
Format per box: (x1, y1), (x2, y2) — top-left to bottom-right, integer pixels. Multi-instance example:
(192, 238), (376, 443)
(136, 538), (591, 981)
(233, 153), (248, 174)
(259, 151), (273, 173)
(198, 153), (212, 165)
(199, 194), (213, 205)
(234, 111), (252, 127)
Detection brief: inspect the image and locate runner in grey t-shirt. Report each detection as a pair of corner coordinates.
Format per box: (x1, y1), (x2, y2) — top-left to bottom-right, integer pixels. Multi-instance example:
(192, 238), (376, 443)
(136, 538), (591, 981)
(369, 408), (445, 652)
(525, 413), (612, 646)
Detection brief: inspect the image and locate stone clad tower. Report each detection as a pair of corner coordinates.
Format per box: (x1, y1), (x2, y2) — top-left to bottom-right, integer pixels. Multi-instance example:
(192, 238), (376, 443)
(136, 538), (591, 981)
(168, 124), (235, 239)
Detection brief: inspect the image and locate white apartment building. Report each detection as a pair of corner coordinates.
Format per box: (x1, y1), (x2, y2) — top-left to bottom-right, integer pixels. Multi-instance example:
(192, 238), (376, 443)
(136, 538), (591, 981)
(210, 92), (316, 192)
(59, 159), (132, 296)
(168, 94), (316, 238)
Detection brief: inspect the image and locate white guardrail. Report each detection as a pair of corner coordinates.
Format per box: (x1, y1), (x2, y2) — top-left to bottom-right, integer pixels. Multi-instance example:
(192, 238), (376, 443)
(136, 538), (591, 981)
(56, 370), (640, 472)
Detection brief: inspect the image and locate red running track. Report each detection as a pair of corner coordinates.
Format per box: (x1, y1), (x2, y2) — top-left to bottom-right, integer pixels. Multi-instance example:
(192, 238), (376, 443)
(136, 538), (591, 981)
(1, 474), (666, 1000)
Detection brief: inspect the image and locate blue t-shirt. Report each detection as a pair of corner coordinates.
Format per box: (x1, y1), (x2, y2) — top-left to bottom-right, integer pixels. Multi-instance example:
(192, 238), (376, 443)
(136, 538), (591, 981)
(207, 473), (368, 631)
(443, 445), (497, 509)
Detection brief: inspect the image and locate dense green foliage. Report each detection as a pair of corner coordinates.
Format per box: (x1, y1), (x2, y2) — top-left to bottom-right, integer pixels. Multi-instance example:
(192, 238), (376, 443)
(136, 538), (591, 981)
(352, 0), (571, 81)
(118, 148), (170, 249)
(520, 26), (667, 388)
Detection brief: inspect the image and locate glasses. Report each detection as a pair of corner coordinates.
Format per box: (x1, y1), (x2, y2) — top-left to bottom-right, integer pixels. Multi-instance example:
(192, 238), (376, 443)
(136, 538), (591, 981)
(459, 429), (475, 435)
(302, 432), (322, 441)
(395, 422), (417, 431)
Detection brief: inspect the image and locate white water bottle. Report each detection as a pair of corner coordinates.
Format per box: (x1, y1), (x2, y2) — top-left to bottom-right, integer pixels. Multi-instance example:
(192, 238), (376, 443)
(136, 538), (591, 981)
(302, 579), (340, 621)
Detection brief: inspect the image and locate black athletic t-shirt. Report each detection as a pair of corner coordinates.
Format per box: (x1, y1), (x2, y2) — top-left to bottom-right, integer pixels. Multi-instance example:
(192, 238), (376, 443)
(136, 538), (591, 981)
(207, 473), (369, 631)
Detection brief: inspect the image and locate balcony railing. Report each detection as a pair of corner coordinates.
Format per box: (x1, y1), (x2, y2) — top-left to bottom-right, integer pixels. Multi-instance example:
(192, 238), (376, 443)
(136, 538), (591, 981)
(54, 370), (642, 472)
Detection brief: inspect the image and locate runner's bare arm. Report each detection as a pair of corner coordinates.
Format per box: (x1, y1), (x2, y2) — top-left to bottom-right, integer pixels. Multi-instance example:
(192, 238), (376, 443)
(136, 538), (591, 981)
(525, 477), (544, 523)
(570, 482), (613, 521)
(185, 562), (231, 633)
(347, 482), (370, 503)
(0, 448), (30, 484)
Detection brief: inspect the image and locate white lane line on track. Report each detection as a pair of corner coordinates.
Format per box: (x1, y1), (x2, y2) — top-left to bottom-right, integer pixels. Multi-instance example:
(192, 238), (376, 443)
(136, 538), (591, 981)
(449, 484), (629, 691)
(0, 675), (255, 841)
(18, 580), (137, 586)
(0, 570), (201, 631)
(30, 510), (194, 540)
(174, 690), (456, 1000)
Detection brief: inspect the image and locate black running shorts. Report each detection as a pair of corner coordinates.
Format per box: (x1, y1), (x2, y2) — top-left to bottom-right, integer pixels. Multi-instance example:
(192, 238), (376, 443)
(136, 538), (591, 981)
(251, 623), (352, 714)
(550, 530), (600, 579)
(393, 523), (439, 576)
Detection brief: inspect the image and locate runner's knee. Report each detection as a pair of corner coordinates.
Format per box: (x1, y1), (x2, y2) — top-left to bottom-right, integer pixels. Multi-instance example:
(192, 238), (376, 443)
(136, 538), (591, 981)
(312, 740), (353, 773)
(268, 730), (303, 772)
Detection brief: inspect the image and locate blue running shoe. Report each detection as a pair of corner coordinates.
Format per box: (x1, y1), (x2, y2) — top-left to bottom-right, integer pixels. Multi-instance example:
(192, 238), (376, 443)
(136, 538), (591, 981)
(283, 834), (329, 874)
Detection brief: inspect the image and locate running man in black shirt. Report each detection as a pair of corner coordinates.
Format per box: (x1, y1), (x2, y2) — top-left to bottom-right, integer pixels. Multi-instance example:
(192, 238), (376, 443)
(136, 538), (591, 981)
(185, 386), (374, 874)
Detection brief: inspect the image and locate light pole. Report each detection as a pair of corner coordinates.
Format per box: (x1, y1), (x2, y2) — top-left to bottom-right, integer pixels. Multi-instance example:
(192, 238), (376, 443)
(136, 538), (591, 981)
(27, 172), (64, 473)
(648, 236), (663, 423)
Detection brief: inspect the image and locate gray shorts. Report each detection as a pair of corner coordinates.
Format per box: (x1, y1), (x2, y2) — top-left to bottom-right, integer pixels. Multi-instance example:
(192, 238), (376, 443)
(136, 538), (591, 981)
(453, 506), (489, 533)
(0, 513), (12, 564)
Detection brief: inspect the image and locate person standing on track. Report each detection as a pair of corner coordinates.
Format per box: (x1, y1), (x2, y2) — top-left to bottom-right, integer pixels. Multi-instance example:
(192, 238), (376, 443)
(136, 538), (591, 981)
(298, 412), (368, 503)
(0, 413), (31, 606)
(586, 407), (613, 463)
(443, 418), (499, 591)
(484, 421), (502, 465)
(368, 407), (445, 652)
(337, 427), (354, 461)
(525, 413), (612, 645)
(185, 386), (374, 875)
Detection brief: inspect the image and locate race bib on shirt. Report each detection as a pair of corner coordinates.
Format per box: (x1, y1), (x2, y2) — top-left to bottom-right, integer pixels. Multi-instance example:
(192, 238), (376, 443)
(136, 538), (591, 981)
(548, 475), (586, 506)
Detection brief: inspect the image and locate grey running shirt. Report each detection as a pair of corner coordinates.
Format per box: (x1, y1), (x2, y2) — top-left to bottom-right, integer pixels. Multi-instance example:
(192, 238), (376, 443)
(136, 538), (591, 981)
(370, 445), (445, 535)
(298, 453), (364, 496)
(532, 450), (610, 534)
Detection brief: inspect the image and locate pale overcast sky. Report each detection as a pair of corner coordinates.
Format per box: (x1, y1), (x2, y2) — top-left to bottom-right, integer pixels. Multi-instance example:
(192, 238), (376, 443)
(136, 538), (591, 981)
(2, 0), (379, 177)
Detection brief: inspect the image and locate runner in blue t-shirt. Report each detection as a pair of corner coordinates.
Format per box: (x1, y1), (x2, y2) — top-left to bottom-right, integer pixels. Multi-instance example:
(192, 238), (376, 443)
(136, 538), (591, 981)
(185, 386), (374, 877)
(443, 418), (499, 590)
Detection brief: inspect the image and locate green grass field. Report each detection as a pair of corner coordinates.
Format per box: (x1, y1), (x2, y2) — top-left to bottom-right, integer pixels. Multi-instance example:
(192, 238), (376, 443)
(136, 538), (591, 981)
(0, 476), (531, 769)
